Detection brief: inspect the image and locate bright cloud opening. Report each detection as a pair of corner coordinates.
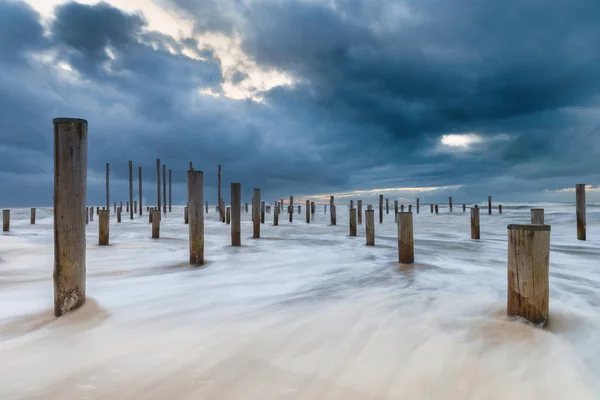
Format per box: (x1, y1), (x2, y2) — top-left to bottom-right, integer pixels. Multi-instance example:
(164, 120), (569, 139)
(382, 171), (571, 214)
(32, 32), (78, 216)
(440, 133), (483, 149)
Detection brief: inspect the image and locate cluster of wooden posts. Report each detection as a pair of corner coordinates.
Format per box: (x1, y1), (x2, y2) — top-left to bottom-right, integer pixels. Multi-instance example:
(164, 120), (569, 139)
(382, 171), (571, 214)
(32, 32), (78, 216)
(1, 118), (590, 329)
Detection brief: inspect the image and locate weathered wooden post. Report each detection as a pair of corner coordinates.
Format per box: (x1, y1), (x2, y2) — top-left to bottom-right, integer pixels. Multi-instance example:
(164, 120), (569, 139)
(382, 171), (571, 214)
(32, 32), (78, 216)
(416, 198), (420, 214)
(99, 210), (109, 245)
(306, 200), (310, 223)
(289, 196), (294, 222)
(148, 208), (153, 223)
(188, 171), (204, 265)
(244, 202), (248, 213)
(366, 209), (375, 246)
(430, 204), (433, 213)
(53, 117), (87, 317)
(184, 206), (189, 224)
(128, 160), (133, 219)
(226, 207), (231, 224)
(162, 164), (167, 215)
(349, 208), (357, 236)
(156, 158), (161, 212)
(2, 209), (10, 231)
(488, 196), (492, 215)
(471, 206), (480, 239)
(531, 208), (544, 224)
(106, 162), (110, 210)
(331, 205), (337, 225)
(253, 189), (261, 238)
(30, 207), (36, 224)
(114, 202), (116, 213)
(151, 210), (160, 238)
(126, 201), (129, 213)
(576, 184), (586, 240)
(499, 204), (503, 214)
(394, 200), (399, 222)
(168, 168), (172, 212)
(274, 205), (279, 226)
(408, 204), (412, 213)
(96, 206), (99, 216)
(311, 201), (316, 214)
(117, 208), (121, 223)
(435, 205), (439, 214)
(138, 166), (143, 216)
(463, 204), (466, 212)
(134, 200), (137, 214)
(357, 200), (363, 225)
(86, 207), (89, 224)
(261, 201), (265, 223)
(231, 183), (241, 246)
(205, 201), (208, 214)
(397, 212), (414, 264)
(379, 195), (383, 223)
(449, 197), (453, 212)
(507, 224), (550, 326)
(386, 198), (389, 214)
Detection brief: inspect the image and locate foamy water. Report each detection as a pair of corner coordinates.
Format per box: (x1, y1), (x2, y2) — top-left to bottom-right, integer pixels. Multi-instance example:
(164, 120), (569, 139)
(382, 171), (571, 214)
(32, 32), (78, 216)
(1, 203), (600, 399)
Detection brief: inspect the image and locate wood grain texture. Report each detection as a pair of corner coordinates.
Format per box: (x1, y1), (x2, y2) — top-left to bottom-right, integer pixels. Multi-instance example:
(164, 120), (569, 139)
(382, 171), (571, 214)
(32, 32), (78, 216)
(253, 189), (261, 238)
(152, 210), (160, 239)
(349, 208), (357, 237)
(471, 207), (480, 239)
(365, 210), (375, 246)
(357, 200), (362, 225)
(3, 209), (10, 231)
(576, 184), (586, 240)
(99, 210), (109, 245)
(231, 183), (241, 246)
(398, 212), (414, 264)
(188, 171), (204, 265)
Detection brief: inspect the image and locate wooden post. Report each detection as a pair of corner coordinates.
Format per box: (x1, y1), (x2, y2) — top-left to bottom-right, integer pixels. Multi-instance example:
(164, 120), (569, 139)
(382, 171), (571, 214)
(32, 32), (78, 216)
(330, 195), (335, 209)
(148, 208), (152, 223)
(128, 160), (133, 220)
(471, 206), (480, 239)
(401, 205), (404, 212)
(53, 117), (87, 317)
(226, 207), (231, 224)
(394, 200), (399, 222)
(156, 158), (161, 212)
(349, 208), (357, 236)
(297, 205), (301, 214)
(106, 162), (110, 210)
(416, 198), (420, 214)
(188, 171), (204, 265)
(463, 204), (466, 212)
(366, 210), (375, 246)
(244, 202), (248, 213)
(311, 201), (315, 214)
(350, 200), (354, 210)
(151, 210), (160, 238)
(117, 208), (121, 223)
(162, 164), (167, 215)
(119, 201), (123, 214)
(408, 204), (412, 213)
(126, 201), (129, 213)
(324, 205), (327, 214)
(2, 209), (9, 231)
(206, 201), (209, 214)
(30, 207), (36, 224)
(99, 210), (109, 245)
(114, 201), (116, 213)
(379, 195), (383, 223)
(531, 208), (544, 224)
(184, 206), (189, 224)
(430, 204), (433, 213)
(217, 165), (222, 219)
(488, 196), (492, 215)
(189, 161), (193, 171)
(138, 166), (143, 216)
(289, 196), (293, 222)
(397, 212), (414, 264)
(274, 205), (279, 226)
(134, 200), (137, 214)
(576, 184), (586, 240)
(253, 189), (261, 238)
(435, 205), (438, 214)
(231, 183), (241, 246)
(507, 224), (550, 326)
(86, 207), (89, 224)
(168, 168), (172, 212)
(357, 200), (363, 225)
(386, 198), (389, 214)
(261, 201), (265, 223)
(96, 206), (99, 216)
(306, 200), (310, 223)
(331, 205), (337, 225)
(499, 204), (503, 214)
(449, 197), (453, 212)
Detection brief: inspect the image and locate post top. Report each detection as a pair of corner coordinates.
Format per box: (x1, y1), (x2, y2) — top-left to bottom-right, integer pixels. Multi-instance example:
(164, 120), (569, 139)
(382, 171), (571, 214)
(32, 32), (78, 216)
(508, 224), (551, 231)
(531, 208), (544, 211)
(53, 117), (88, 125)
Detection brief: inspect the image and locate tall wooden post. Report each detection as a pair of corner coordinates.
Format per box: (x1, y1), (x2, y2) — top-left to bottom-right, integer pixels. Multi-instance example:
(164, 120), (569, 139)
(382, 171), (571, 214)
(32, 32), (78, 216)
(386, 198), (389, 214)
(289, 195), (293, 222)
(331, 205), (336, 226)
(261, 201), (265, 223)
(188, 171), (204, 265)
(416, 198), (420, 214)
(162, 164), (167, 215)
(253, 189), (261, 238)
(53, 117), (87, 317)
(30, 208), (36, 224)
(507, 224), (550, 326)
(106, 162), (110, 210)
(128, 160), (133, 220)
(357, 200), (363, 225)
(531, 208), (544, 224)
(349, 208), (357, 236)
(217, 165), (222, 219)
(488, 196), (492, 215)
(151, 210), (160, 238)
(99, 210), (109, 245)
(86, 207), (89, 224)
(463, 204), (466, 212)
(244, 202), (248, 213)
(156, 158), (161, 212)
(398, 212), (414, 264)
(126, 201), (129, 213)
(366, 210), (375, 246)
(306, 200), (310, 223)
(274, 205), (279, 226)
(576, 184), (586, 240)
(206, 201), (208, 214)
(138, 166), (143, 216)
(134, 201), (137, 214)
(226, 207), (231, 224)
(89, 206), (93, 222)
(379, 195), (383, 223)
(117, 208), (121, 223)
(471, 206), (480, 239)
(499, 204), (503, 214)
(2, 209), (9, 231)
(311, 201), (315, 214)
(449, 197), (453, 212)
(168, 168), (172, 212)
(113, 202), (116, 213)
(231, 183), (241, 246)
(394, 200), (399, 222)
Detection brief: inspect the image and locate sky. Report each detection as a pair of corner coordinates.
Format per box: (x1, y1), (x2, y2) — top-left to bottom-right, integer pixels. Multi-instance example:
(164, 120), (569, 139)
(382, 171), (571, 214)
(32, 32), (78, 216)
(1, 0), (600, 207)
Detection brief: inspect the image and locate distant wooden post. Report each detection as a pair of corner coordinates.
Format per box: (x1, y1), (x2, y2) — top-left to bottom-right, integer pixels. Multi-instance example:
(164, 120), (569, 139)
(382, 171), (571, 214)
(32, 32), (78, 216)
(148, 208), (152, 223)
(188, 171), (204, 265)
(576, 184), (586, 240)
(244, 202), (248, 213)
(331, 205), (337, 225)
(184, 206), (189, 224)
(397, 212), (414, 264)
(499, 204), (502, 214)
(416, 198), (420, 214)
(168, 168), (172, 212)
(330, 195), (335, 209)
(126, 201), (129, 213)
(289, 196), (294, 222)
(350, 200), (354, 210)
(311, 201), (315, 214)
(366, 210), (375, 246)
(367, 205), (373, 210)
(488, 196), (492, 215)
(435, 205), (439, 214)
(306, 200), (310, 223)
(114, 201), (116, 213)
(386, 198), (389, 214)
(2, 209), (9, 231)
(117, 208), (121, 223)
(357, 200), (363, 225)
(379, 195), (383, 223)
(106, 162), (110, 210)
(156, 158), (161, 212)
(96, 207), (99, 216)
(99, 210), (109, 245)
(253, 189), (261, 238)
(408, 204), (412, 213)
(128, 160), (133, 219)
(231, 183), (241, 246)
(217, 165), (222, 220)
(430, 204), (433, 213)
(471, 206), (480, 239)
(531, 208), (544, 224)
(162, 164), (167, 215)
(189, 162), (193, 171)
(401, 205), (404, 212)
(394, 201), (399, 222)
(86, 207), (89, 224)
(30, 207), (36, 224)
(261, 201), (266, 223)
(449, 197), (453, 212)
(226, 207), (231, 224)
(151, 210), (160, 238)
(205, 201), (208, 214)
(297, 205), (301, 214)
(138, 166), (143, 216)
(463, 204), (466, 212)
(53, 117), (87, 317)
(134, 200), (137, 214)
(349, 208), (357, 236)
(507, 224), (550, 326)
(274, 205), (279, 226)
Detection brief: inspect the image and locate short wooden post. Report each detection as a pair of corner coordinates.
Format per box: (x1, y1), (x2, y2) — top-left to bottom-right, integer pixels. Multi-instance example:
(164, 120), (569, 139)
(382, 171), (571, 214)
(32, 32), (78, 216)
(117, 208), (121, 223)
(576, 184), (586, 240)
(289, 196), (294, 223)
(2, 209), (10, 232)
(397, 212), (414, 264)
(435, 205), (439, 214)
(53, 117), (87, 317)
(297, 205), (301, 214)
(306, 200), (310, 223)
(386, 198), (389, 214)
(463, 204), (466, 212)
(379, 195), (383, 223)
(184, 206), (189, 224)
(366, 210), (375, 246)
(324, 204), (327, 214)
(507, 224), (550, 326)
(151, 210), (160, 238)
(449, 197), (453, 212)
(99, 210), (109, 245)
(188, 171), (204, 265)
(357, 200), (363, 224)
(244, 203), (248, 213)
(471, 206), (480, 239)
(531, 208), (544, 224)
(408, 205), (412, 213)
(114, 202), (117, 213)
(126, 201), (129, 213)
(205, 201), (208, 214)
(274, 205), (279, 226)
(430, 204), (433, 213)
(394, 201), (399, 222)
(416, 198), (420, 214)
(488, 196), (492, 215)
(119, 201), (122, 214)
(261, 201), (266, 223)
(253, 189), (261, 238)
(30, 207), (36, 224)
(499, 204), (503, 214)
(86, 207), (89, 224)
(349, 208), (357, 236)
(401, 204), (404, 212)
(311, 201), (315, 214)
(226, 207), (231, 224)
(231, 183), (241, 246)
(331, 205), (337, 225)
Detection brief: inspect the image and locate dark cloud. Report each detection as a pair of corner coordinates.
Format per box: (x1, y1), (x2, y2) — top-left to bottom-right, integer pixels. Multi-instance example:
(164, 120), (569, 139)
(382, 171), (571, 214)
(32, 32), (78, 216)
(0, 0), (47, 65)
